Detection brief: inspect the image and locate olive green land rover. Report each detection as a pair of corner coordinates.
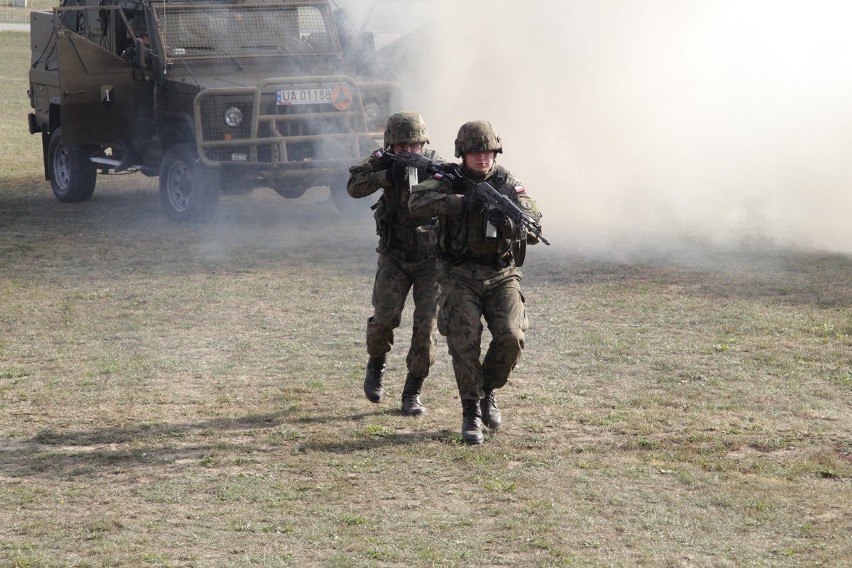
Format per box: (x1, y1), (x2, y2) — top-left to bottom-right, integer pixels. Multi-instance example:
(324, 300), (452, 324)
(28, 0), (402, 220)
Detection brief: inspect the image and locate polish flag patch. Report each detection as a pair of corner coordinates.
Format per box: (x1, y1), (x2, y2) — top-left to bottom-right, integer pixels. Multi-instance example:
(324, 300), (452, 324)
(373, 150), (384, 160)
(514, 185), (525, 193)
(432, 172), (444, 180)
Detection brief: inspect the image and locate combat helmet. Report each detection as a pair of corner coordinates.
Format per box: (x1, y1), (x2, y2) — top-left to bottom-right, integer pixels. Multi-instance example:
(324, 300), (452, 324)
(454, 120), (502, 158)
(384, 111), (430, 148)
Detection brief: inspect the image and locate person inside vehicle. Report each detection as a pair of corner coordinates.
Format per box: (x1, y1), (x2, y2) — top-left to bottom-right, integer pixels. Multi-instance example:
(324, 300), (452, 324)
(120, 31), (151, 67)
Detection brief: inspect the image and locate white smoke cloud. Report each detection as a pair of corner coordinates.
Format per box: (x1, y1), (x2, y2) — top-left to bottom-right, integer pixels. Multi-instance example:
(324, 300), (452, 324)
(360, 0), (852, 257)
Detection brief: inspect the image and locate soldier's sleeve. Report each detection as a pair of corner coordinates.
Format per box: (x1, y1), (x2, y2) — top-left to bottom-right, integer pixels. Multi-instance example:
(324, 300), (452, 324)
(506, 174), (543, 244)
(408, 174), (462, 217)
(347, 152), (392, 198)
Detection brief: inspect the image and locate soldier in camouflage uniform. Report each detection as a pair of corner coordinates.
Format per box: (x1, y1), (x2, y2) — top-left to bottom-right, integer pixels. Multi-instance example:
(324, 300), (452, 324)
(347, 112), (442, 416)
(408, 121), (543, 444)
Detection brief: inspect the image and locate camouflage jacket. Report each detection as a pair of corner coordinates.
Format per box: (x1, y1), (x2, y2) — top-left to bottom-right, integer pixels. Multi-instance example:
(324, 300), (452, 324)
(347, 148), (441, 262)
(408, 163), (541, 268)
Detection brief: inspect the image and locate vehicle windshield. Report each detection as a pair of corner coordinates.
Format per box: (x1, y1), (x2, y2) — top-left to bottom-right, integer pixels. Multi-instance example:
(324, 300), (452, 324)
(154, 3), (338, 60)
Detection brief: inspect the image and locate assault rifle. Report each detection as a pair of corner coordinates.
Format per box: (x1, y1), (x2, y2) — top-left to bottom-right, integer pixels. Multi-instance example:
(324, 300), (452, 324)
(395, 151), (550, 245)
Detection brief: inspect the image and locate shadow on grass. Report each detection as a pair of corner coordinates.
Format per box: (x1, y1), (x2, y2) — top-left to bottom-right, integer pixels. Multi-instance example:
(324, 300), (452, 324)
(0, 410), (464, 479)
(300, 429), (464, 454)
(0, 411), (284, 478)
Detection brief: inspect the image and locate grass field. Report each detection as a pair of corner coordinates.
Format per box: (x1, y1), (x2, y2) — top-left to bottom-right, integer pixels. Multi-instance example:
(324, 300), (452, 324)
(0, 0), (58, 24)
(1, 31), (851, 567)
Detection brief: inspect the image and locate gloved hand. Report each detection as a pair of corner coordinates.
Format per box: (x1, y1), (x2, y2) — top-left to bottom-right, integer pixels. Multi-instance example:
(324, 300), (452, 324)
(487, 207), (514, 234)
(386, 157), (408, 182)
(462, 191), (485, 213)
(375, 149), (394, 169)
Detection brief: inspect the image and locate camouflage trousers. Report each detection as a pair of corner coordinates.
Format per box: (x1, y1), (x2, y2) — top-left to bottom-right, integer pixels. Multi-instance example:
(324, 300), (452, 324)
(437, 264), (528, 400)
(366, 252), (439, 379)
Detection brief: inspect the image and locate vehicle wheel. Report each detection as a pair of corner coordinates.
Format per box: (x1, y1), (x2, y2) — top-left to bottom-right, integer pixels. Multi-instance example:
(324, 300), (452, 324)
(329, 181), (368, 214)
(272, 182), (307, 199)
(159, 143), (221, 223)
(47, 127), (97, 202)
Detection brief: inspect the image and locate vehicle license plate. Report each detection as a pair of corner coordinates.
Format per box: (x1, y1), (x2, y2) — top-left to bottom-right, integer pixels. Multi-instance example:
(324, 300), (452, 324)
(276, 88), (333, 105)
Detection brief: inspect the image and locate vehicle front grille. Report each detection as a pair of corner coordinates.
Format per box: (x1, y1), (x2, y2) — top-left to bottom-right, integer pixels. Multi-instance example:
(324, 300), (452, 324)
(199, 94), (253, 162)
(196, 76), (377, 171)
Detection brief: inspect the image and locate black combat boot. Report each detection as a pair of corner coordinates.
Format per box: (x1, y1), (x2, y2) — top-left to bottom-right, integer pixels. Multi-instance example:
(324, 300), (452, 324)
(481, 389), (502, 431)
(401, 373), (427, 416)
(461, 399), (484, 445)
(363, 355), (386, 403)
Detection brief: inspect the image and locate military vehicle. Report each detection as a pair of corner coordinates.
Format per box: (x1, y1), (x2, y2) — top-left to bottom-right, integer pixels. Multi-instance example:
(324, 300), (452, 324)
(27, 0), (402, 220)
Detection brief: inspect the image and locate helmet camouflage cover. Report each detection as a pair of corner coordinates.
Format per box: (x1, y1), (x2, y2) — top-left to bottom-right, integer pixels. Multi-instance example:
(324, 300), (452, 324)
(454, 120), (503, 158)
(384, 111), (430, 148)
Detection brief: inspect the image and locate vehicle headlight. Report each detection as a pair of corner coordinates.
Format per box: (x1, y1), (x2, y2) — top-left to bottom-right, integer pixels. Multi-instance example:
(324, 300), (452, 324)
(224, 106), (243, 127)
(363, 99), (382, 128)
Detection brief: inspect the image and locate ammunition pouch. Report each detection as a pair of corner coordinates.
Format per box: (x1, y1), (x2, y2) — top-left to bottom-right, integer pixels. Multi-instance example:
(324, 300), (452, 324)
(414, 223), (438, 259)
(372, 196), (389, 241)
(373, 196), (437, 262)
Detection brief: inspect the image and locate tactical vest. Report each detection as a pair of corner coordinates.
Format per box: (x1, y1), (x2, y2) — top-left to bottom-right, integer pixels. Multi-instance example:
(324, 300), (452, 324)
(372, 150), (438, 262)
(439, 165), (527, 268)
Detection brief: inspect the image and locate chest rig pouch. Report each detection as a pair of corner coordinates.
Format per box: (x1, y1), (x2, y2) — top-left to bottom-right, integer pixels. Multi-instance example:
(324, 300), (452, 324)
(490, 167), (529, 267)
(443, 166), (527, 266)
(373, 171), (437, 262)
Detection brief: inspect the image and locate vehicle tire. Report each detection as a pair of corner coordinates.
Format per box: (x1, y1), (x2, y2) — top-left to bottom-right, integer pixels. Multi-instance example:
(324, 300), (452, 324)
(272, 183), (307, 199)
(159, 143), (221, 223)
(47, 127), (97, 202)
(329, 181), (368, 214)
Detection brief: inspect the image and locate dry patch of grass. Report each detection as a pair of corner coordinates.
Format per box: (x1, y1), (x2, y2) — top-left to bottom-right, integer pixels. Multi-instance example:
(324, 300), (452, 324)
(1, 30), (850, 568)
(1, 176), (850, 567)
(0, 32), (43, 181)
